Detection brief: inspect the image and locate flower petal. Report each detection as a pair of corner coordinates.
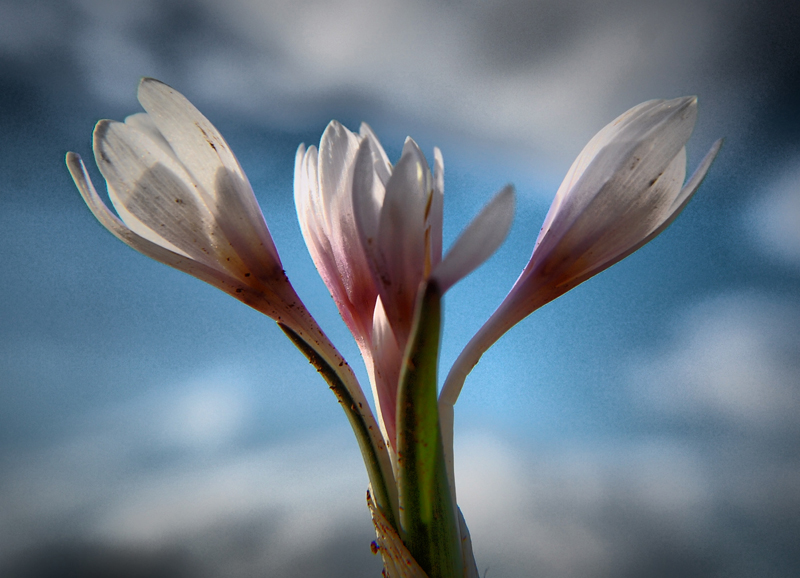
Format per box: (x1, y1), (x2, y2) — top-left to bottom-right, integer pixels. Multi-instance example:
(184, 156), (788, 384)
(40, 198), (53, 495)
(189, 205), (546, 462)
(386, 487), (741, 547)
(534, 97), (697, 255)
(431, 185), (515, 294)
(295, 143), (366, 342)
(318, 121), (377, 320)
(67, 152), (254, 299)
(353, 136), (387, 258)
(571, 138), (724, 286)
(429, 147), (445, 270)
(359, 122), (392, 186)
(374, 137), (432, 345)
(93, 119), (248, 274)
(371, 296), (403, 448)
(123, 112), (178, 161)
(136, 78), (283, 281)
(546, 147), (687, 289)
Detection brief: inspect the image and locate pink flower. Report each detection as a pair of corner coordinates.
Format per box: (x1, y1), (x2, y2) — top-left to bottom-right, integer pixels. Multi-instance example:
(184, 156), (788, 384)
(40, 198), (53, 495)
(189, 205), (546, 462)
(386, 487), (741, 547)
(440, 96), (723, 411)
(295, 123), (514, 451)
(67, 78), (369, 407)
(68, 78), (400, 524)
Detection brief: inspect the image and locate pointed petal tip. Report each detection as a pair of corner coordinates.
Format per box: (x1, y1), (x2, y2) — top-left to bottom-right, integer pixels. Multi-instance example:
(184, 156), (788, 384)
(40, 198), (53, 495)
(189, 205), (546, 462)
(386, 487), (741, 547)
(431, 183), (516, 294)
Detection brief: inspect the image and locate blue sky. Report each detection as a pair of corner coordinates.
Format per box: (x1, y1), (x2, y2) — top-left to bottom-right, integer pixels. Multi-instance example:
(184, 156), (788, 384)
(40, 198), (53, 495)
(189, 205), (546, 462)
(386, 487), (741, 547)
(1, 1), (799, 576)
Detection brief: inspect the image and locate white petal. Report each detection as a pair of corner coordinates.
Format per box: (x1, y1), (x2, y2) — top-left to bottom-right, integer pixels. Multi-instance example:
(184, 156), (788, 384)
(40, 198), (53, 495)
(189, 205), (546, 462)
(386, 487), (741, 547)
(123, 112), (177, 161)
(432, 185), (515, 294)
(318, 120), (360, 231)
(67, 152), (247, 293)
(571, 138), (723, 286)
(353, 136), (386, 253)
(371, 296), (403, 447)
(535, 97), (697, 254)
(295, 143), (363, 336)
(430, 147), (445, 270)
(318, 121), (376, 308)
(359, 122), (392, 186)
(374, 137), (431, 344)
(548, 147), (687, 288)
(136, 78), (282, 280)
(93, 119), (246, 274)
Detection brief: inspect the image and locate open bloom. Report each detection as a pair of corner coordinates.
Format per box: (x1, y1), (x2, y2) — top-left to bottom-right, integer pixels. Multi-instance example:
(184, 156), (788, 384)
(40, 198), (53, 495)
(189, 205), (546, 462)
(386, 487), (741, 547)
(295, 122), (515, 451)
(440, 96), (723, 414)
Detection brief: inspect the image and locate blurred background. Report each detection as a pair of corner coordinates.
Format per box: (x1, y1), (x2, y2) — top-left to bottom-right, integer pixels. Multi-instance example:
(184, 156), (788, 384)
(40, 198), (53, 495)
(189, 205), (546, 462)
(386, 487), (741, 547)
(1, 0), (799, 576)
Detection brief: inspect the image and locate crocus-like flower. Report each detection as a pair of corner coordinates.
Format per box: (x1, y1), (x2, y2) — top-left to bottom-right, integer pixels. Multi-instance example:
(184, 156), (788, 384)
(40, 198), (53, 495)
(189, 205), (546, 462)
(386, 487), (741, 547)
(67, 77), (408, 535)
(66, 78), (389, 461)
(439, 98), (723, 480)
(68, 79), (315, 334)
(295, 122), (515, 452)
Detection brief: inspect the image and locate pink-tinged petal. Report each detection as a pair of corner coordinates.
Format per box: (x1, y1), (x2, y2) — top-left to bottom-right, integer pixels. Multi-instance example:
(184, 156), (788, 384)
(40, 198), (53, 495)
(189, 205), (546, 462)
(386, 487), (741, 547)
(295, 143), (367, 344)
(136, 78), (283, 282)
(441, 98), (719, 415)
(371, 296), (403, 449)
(374, 137), (432, 346)
(431, 185), (515, 294)
(318, 121), (378, 324)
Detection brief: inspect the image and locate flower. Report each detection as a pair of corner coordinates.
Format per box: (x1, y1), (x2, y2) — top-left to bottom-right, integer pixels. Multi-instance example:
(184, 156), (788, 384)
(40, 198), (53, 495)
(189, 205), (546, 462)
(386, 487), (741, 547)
(68, 78), (313, 329)
(295, 122), (515, 452)
(440, 96), (723, 412)
(65, 77), (382, 432)
(68, 77), (403, 528)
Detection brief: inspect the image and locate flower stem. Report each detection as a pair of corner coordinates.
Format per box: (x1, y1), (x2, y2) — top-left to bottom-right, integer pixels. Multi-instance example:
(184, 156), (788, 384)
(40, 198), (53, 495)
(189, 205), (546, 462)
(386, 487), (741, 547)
(279, 323), (398, 530)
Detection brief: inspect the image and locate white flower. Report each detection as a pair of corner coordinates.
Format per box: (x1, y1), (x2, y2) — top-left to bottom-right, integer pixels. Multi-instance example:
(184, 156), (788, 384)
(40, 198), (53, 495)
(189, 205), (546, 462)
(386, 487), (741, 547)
(68, 77), (404, 532)
(438, 96), (722, 493)
(66, 78), (379, 413)
(295, 122), (515, 451)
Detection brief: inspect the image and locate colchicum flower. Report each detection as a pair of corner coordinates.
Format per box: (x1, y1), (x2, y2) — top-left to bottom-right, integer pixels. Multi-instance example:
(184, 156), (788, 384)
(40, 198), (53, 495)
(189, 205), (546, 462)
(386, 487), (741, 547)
(66, 78), (398, 536)
(295, 122), (515, 578)
(295, 122), (515, 454)
(438, 97), (723, 491)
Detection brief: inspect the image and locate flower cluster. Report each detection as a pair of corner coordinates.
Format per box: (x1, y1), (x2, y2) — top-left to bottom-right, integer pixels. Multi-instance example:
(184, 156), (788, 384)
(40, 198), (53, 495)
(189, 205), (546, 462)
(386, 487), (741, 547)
(68, 79), (720, 578)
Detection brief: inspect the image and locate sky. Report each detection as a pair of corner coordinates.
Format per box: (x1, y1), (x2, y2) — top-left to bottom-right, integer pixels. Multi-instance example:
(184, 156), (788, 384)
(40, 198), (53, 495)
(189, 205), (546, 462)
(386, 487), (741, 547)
(1, 0), (799, 577)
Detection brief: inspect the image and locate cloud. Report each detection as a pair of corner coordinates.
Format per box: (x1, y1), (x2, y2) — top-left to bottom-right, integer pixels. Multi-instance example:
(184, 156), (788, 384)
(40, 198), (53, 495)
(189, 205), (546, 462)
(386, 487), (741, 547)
(629, 292), (800, 431)
(750, 159), (800, 268)
(4, 0), (782, 169)
(2, 383), (799, 577)
(0, 372), (379, 576)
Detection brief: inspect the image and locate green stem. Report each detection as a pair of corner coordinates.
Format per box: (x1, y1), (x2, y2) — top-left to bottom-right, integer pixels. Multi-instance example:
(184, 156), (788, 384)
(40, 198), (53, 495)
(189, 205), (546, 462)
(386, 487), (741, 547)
(396, 281), (463, 578)
(279, 323), (398, 531)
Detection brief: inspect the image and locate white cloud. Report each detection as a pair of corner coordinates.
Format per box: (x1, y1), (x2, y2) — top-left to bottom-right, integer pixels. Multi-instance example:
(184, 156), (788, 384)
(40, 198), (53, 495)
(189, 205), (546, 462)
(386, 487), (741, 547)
(0, 373), (369, 570)
(629, 293), (800, 430)
(751, 160), (800, 267)
(2, 389), (798, 577)
(454, 432), (715, 577)
(14, 0), (735, 171)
